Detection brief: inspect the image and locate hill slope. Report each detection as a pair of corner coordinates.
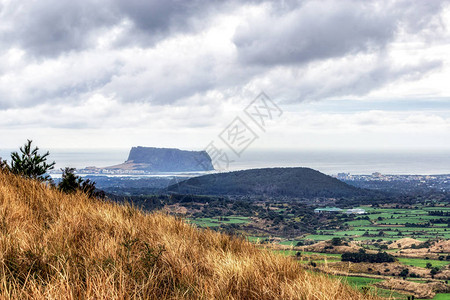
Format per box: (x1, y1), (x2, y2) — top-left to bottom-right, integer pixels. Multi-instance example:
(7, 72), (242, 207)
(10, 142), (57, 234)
(168, 167), (368, 198)
(0, 170), (379, 299)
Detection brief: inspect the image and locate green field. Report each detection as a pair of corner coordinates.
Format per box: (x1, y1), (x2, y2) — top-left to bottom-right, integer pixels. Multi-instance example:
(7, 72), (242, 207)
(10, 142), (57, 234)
(246, 236), (264, 243)
(339, 276), (382, 287)
(304, 234), (339, 240)
(189, 216), (250, 227)
(300, 251), (341, 258)
(345, 219), (372, 226)
(428, 294), (450, 300)
(279, 240), (301, 246)
(397, 257), (450, 268)
(271, 249), (341, 259)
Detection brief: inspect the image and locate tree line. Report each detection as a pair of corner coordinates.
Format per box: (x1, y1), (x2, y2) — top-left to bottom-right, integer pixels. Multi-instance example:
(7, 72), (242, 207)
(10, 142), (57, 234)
(341, 249), (396, 263)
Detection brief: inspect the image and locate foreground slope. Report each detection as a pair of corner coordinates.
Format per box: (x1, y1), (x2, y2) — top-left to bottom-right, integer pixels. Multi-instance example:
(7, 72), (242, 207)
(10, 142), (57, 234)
(168, 167), (368, 198)
(0, 171), (379, 299)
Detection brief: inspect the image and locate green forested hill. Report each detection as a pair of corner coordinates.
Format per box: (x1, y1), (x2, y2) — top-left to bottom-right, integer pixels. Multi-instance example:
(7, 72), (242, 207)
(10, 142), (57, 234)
(168, 167), (370, 198)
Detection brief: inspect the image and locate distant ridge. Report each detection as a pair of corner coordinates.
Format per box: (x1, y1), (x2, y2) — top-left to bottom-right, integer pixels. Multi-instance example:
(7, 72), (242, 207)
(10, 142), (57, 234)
(168, 167), (368, 198)
(106, 147), (214, 172)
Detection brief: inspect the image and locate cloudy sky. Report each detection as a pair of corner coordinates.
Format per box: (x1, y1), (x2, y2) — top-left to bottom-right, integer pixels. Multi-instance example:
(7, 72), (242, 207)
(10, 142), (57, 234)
(0, 0), (449, 153)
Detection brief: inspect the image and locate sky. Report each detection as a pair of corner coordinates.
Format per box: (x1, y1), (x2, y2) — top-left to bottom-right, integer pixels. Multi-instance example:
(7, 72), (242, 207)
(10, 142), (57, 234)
(0, 0), (449, 154)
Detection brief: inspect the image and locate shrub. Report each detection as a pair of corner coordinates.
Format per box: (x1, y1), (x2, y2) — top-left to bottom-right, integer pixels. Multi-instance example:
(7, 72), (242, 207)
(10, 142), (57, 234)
(331, 237), (343, 246)
(399, 268), (409, 278)
(430, 267), (440, 276)
(58, 167), (105, 199)
(295, 241), (304, 247)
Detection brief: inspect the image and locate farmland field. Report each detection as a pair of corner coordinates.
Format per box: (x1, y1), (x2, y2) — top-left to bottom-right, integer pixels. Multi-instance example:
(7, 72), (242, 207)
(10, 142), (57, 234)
(189, 216), (250, 227)
(338, 276), (382, 287)
(429, 294), (450, 300)
(301, 204), (450, 242)
(397, 257), (450, 268)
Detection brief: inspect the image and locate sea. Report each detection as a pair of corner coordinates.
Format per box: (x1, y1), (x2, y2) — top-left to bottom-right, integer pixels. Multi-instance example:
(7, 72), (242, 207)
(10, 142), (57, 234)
(0, 148), (449, 176)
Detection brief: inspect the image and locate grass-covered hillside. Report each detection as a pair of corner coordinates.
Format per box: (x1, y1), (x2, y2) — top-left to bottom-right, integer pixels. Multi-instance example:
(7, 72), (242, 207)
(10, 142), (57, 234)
(0, 170), (380, 299)
(168, 167), (370, 198)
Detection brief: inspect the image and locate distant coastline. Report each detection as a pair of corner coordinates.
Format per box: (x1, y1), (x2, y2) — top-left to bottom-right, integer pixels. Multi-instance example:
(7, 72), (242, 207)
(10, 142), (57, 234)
(1, 148), (449, 175)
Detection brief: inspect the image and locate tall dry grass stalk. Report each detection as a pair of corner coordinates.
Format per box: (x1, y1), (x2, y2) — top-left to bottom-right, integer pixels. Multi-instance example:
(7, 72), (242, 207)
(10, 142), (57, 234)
(0, 171), (382, 299)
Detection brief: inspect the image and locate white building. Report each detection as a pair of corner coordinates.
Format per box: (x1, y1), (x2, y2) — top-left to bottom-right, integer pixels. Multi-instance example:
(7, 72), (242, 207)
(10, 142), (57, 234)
(345, 208), (366, 214)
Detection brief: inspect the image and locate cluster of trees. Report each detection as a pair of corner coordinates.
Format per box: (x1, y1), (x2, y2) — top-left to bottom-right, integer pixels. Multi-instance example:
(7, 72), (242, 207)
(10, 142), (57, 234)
(396, 266), (441, 279)
(1, 140), (103, 199)
(330, 237), (349, 246)
(429, 218), (450, 226)
(410, 240), (434, 249)
(341, 249), (396, 263)
(428, 210), (450, 216)
(403, 222), (432, 228)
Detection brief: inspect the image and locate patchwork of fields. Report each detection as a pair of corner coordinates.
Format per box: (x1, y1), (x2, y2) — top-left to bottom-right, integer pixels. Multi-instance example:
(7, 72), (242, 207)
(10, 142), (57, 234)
(271, 250), (449, 300)
(288, 205), (450, 242)
(189, 204), (449, 299)
(250, 204), (449, 300)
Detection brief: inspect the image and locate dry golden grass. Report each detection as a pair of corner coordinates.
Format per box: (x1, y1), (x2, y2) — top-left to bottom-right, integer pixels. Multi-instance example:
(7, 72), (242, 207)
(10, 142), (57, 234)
(0, 171), (382, 299)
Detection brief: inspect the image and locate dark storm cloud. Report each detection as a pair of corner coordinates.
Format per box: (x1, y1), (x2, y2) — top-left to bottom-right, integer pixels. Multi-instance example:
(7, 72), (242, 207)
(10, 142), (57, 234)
(0, 0), (229, 58)
(1, 0), (446, 61)
(112, 0), (226, 45)
(0, 0), (117, 57)
(0, 0), (448, 112)
(233, 0), (447, 66)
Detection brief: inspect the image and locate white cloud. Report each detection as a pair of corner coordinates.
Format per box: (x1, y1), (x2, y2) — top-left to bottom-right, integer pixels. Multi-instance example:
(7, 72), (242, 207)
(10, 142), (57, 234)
(0, 0), (449, 151)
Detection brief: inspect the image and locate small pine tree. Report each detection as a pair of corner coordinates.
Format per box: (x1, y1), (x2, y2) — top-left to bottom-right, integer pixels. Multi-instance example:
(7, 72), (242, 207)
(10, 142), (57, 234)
(58, 168), (105, 199)
(9, 140), (55, 181)
(58, 167), (83, 194)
